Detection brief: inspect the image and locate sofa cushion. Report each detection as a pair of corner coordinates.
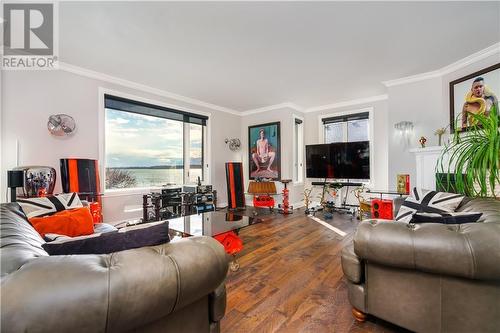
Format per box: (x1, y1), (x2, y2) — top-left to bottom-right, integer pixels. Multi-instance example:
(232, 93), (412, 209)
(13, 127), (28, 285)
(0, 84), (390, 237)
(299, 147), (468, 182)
(456, 198), (500, 223)
(17, 192), (83, 218)
(93, 222), (119, 233)
(28, 207), (95, 237)
(395, 188), (464, 223)
(411, 212), (483, 224)
(42, 221), (170, 255)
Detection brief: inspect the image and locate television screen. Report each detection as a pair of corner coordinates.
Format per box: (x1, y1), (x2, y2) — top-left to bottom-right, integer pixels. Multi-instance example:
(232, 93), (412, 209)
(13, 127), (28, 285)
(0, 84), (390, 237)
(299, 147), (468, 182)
(342, 142), (370, 179)
(305, 142), (370, 180)
(305, 144), (335, 178)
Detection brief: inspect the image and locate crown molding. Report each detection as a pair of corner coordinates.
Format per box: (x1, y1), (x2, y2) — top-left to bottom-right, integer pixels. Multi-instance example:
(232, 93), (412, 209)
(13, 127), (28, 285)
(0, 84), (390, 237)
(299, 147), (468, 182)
(55, 42), (499, 118)
(58, 62), (241, 116)
(382, 42), (500, 87)
(305, 94), (388, 113)
(439, 42), (500, 76)
(241, 102), (304, 116)
(381, 70), (442, 88)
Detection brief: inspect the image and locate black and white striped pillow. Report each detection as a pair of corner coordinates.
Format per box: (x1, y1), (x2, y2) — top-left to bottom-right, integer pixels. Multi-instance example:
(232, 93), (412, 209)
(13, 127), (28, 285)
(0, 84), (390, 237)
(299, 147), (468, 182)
(395, 188), (465, 223)
(17, 193), (83, 219)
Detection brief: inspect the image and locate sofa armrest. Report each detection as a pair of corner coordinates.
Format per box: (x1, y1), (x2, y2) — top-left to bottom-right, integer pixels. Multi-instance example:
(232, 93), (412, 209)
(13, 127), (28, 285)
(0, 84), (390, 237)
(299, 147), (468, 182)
(1, 236), (229, 333)
(210, 282), (227, 323)
(341, 243), (363, 284)
(354, 220), (500, 281)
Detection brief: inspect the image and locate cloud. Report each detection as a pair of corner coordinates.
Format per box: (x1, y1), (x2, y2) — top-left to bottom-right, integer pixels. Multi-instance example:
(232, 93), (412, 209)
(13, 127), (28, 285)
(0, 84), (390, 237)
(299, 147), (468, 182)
(110, 117), (130, 125)
(105, 108), (203, 168)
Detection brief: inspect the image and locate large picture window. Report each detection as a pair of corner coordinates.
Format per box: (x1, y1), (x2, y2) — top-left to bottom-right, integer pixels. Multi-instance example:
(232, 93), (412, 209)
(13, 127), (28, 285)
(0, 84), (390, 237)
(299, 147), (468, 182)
(104, 94), (207, 190)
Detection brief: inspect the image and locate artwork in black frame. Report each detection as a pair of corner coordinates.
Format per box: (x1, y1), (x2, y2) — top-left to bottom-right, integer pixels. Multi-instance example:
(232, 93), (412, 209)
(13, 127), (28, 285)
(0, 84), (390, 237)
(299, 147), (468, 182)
(248, 122), (281, 180)
(449, 63), (500, 132)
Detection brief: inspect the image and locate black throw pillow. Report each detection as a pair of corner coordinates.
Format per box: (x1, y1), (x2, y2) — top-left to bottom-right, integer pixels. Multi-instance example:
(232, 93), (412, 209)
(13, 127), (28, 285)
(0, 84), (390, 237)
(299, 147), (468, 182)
(410, 212), (482, 225)
(42, 221), (170, 255)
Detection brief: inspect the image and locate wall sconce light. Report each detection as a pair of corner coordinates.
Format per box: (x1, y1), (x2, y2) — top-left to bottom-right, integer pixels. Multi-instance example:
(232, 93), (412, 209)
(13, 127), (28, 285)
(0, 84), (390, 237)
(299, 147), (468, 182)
(394, 121), (414, 143)
(394, 121), (413, 133)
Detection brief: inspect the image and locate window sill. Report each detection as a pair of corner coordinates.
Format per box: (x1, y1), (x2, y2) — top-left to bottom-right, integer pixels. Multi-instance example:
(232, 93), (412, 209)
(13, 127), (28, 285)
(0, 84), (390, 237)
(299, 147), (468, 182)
(103, 187), (165, 197)
(103, 182), (205, 198)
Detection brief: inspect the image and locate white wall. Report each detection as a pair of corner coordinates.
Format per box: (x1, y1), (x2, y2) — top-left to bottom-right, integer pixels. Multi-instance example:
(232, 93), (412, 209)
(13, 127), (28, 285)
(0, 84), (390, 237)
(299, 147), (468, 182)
(386, 52), (500, 189)
(240, 107), (306, 206)
(387, 77), (444, 188)
(1, 69), (241, 223)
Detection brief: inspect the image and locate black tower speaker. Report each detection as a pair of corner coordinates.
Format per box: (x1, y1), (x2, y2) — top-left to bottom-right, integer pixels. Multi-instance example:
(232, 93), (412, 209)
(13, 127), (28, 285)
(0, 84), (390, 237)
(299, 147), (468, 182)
(225, 162), (245, 209)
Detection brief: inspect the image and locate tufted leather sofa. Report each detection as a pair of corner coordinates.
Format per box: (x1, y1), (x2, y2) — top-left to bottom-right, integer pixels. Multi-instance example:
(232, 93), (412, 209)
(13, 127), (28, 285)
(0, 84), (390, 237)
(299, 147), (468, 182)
(0, 203), (229, 333)
(341, 197), (500, 333)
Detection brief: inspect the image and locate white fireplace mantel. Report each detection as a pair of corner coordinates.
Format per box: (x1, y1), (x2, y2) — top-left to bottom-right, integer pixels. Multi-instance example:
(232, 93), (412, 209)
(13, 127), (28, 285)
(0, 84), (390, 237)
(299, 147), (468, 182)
(409, 146), (445, 190)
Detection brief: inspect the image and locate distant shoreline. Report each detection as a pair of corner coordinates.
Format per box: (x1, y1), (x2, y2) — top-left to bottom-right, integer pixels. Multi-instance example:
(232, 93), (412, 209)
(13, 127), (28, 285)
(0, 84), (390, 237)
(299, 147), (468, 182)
(107, 166), (202, 170)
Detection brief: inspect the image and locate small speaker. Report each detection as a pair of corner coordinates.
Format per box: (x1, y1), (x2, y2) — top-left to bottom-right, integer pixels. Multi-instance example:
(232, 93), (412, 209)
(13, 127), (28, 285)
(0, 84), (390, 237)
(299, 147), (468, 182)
(7, 170), (24, 202)
(7, 170), (24, 188)
(371, 199), (394, 220)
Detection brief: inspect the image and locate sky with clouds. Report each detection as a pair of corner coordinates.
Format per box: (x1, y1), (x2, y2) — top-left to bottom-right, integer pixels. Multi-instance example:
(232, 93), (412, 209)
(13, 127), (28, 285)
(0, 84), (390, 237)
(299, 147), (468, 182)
(106, 109), (202, 168)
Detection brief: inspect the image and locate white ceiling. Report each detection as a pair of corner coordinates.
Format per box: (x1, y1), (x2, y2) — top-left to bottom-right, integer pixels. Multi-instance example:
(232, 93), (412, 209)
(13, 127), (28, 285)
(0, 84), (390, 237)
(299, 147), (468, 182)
(59, 1), (500, 112)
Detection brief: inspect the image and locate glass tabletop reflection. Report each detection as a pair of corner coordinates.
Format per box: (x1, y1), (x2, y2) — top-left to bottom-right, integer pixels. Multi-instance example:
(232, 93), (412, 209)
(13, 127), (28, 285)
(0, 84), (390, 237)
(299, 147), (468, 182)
(167, 211), (256, 238)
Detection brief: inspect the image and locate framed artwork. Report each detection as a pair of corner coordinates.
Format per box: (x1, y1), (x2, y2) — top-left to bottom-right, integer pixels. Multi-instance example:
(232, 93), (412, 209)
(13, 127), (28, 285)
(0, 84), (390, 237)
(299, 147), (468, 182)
(449, 63), (500, 132)
(248, 122), (281, 180)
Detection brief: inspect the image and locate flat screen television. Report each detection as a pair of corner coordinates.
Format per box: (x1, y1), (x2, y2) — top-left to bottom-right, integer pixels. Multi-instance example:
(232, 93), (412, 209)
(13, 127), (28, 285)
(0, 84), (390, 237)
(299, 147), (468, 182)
(305, 141), (370, 179)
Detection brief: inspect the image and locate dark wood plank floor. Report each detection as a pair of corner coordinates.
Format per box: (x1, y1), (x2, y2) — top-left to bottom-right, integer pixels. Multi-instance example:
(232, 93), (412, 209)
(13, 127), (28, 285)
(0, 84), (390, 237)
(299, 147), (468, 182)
(220, 208), (407, 333)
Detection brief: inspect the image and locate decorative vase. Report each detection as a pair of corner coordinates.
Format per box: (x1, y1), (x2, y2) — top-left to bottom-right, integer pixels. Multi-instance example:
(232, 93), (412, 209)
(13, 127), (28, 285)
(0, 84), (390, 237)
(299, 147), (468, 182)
(13, 166), (56, 198)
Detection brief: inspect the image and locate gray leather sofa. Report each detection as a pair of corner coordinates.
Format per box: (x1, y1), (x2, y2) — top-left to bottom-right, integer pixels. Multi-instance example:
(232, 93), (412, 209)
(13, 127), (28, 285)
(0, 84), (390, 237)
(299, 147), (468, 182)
(342, 197), (500, 333)
(0, 203), (229, 333)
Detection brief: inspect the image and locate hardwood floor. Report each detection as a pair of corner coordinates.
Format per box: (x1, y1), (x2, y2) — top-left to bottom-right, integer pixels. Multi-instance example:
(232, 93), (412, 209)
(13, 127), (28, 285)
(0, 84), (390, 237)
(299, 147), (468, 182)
(220, 208), (408, 333)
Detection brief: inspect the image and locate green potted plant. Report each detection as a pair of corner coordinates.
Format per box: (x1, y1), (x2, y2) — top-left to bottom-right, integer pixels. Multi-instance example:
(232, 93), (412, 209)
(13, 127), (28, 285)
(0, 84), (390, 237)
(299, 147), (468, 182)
(437, 104), (499, 198)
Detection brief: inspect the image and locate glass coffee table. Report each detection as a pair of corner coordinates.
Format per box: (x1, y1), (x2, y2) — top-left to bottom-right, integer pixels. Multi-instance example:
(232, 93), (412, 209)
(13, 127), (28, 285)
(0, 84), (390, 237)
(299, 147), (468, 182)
(167, 211), (259, 271)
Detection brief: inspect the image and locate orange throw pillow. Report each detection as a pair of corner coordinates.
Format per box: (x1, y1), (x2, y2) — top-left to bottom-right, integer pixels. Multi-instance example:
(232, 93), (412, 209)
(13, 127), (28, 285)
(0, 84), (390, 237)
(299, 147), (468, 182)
(29, 207), (95, 238)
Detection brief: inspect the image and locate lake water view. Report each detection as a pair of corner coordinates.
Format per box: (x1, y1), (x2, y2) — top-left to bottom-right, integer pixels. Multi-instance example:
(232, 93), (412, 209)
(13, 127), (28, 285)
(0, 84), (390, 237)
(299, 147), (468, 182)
(106, 168), (204, 189)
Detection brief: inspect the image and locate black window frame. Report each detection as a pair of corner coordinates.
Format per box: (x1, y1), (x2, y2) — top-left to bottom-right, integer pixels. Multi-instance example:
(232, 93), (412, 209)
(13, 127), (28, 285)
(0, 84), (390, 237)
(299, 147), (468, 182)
(104, 94), (207, 188)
